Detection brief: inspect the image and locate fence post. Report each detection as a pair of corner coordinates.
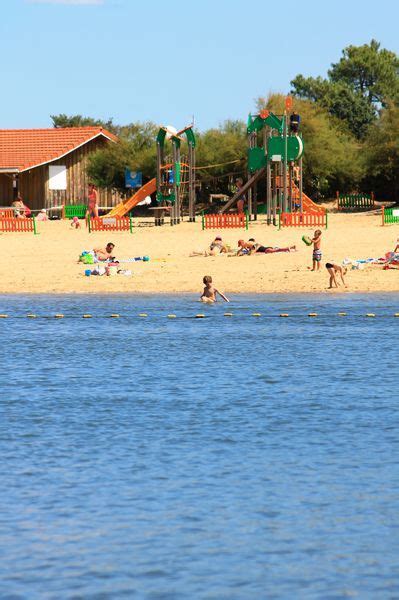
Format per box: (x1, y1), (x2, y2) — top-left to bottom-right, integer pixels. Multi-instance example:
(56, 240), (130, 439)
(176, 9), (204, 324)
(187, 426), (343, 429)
(278, 211), (281, 230)
(382, 205), (385, 227)
(129, 216), (133, 234)
(88, 215), (91, 233)
(33, 216), (38, 235)
(325, 211), (328, 230)
(245, 211), (249, 230)
(201, 211), (205, 231)
(371, 191), (375, 209)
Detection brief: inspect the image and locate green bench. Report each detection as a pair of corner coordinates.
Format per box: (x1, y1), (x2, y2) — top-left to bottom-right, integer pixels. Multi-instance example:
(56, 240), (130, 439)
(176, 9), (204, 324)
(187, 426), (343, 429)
(62, 205), (87, 219)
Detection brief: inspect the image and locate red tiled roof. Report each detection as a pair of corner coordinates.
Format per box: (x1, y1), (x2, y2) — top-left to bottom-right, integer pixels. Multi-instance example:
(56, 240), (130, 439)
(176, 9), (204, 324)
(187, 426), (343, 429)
(0, 127), (118, 172)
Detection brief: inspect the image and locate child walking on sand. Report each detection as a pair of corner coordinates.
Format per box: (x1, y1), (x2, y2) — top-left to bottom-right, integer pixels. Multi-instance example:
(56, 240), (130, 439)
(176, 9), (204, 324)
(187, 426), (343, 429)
(201, 276), (229, 303)
(311, 230), (322, 271)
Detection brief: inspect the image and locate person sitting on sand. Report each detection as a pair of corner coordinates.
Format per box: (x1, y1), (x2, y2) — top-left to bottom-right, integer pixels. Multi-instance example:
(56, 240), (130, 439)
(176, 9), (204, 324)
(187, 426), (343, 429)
(190, 236), (229, 257)
(201, 275), (229, 303)
(326, 262), (347, 289)
(94, 242), (115, 261)
(36, 209), (48, 222)
(12, 195), (28, 218)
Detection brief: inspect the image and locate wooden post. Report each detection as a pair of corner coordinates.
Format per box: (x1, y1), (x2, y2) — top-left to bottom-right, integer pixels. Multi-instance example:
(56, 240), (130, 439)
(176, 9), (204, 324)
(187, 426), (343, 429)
(382, 205), (385, 227)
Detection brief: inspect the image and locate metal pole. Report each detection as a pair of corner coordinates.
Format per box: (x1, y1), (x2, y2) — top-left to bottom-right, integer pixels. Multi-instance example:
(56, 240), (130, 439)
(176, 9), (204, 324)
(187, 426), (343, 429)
(273, 162), (278, 226)
(283, 112), (288, 212)
(266, 160), (271, 226)
(299, 156), (303, 213)
(289, 162), (293, 212)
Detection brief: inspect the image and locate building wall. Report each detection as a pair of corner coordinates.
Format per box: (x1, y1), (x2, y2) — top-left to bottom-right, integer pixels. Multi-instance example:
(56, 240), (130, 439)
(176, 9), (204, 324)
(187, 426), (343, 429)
(17, 137), (122, 211)
(0, 174), (13, 204)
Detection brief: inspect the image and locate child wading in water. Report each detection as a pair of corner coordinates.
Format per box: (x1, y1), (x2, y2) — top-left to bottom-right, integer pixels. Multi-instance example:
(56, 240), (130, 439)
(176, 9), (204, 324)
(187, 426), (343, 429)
(201, 276), (229, 303)
(311, 230), (322, 271)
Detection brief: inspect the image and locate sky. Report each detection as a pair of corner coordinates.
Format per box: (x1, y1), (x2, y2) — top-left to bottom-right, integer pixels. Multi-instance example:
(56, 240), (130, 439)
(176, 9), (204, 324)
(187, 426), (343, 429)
(2, 0), (399, 131)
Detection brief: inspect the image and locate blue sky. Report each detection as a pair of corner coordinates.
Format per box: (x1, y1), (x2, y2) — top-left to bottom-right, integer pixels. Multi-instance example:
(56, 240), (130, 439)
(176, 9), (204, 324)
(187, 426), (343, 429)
(2, 0), (398, 131)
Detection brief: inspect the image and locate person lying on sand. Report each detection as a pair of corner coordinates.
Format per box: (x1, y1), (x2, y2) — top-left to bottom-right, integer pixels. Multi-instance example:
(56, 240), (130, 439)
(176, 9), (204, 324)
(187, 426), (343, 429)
(190, 236), (229, 257)
(94, 242), (115, 261)
(326, 262), (347, 289)
(200, 275), (229, 303)
(234, 239), (296, 256)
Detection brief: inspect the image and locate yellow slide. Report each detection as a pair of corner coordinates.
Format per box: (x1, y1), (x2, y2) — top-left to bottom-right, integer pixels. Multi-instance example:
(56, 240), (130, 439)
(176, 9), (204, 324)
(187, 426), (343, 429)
(107, 178), (157, 217)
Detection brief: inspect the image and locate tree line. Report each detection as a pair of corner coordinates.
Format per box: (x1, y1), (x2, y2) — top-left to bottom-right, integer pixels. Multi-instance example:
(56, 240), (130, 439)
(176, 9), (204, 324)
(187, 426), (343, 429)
(52, 40), (399, 203)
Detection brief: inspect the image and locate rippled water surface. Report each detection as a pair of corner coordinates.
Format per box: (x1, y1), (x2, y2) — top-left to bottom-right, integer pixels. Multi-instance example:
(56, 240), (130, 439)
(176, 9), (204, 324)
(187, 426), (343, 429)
(1, 294), (398, 599)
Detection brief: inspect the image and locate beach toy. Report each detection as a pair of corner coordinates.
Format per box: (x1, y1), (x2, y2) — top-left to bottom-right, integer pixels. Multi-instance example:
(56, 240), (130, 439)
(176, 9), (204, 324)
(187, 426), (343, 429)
(84, 269), (91, 277)
(302, 235), (312, 246)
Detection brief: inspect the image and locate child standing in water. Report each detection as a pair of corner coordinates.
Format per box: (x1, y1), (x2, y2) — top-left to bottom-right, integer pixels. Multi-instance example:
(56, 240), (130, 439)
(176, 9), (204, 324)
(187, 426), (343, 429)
(201, 276), (229, 303)
(311, 230), (322, 271)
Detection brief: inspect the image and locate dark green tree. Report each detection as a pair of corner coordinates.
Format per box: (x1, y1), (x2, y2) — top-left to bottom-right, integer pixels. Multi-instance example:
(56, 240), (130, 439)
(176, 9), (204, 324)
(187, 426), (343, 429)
(51, 113), (117, 133)
(291, 40), (399, 138)
(363, 103), (399, 202)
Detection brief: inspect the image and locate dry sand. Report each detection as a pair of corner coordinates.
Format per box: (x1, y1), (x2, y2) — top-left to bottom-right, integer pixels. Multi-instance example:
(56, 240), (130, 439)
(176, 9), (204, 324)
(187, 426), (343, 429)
(1, 212), (398, 295)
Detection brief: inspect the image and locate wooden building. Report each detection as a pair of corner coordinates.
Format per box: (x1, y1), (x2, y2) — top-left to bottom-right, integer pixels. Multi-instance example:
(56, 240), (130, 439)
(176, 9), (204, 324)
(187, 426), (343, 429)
(0, 127), (120, 211)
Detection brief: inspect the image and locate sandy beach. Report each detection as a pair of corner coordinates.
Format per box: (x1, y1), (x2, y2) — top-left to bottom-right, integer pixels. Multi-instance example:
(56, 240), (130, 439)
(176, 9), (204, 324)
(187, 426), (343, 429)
(1, 212), (398, 295)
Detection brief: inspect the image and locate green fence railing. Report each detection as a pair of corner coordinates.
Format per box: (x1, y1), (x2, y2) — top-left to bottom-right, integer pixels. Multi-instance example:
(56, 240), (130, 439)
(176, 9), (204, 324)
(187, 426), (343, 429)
(62, 205), (87, 219)
(382, 206), (399, 226)
(337, 192), (375, 211)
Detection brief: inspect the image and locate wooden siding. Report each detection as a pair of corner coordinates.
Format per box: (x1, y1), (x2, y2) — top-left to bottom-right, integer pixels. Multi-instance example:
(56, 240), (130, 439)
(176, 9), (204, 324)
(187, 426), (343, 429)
(0, 174), (13, 205)
(14, 137), (122, 211)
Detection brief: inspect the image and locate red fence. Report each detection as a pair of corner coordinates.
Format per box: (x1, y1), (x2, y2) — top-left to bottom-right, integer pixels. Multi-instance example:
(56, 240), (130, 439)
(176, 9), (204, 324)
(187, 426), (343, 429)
(202, 212), (248, 230)
(279, 212), (327, 229)
(88, 216), (133, 233)
(0, 209), (14, 218)
(0, 217), (37, 233)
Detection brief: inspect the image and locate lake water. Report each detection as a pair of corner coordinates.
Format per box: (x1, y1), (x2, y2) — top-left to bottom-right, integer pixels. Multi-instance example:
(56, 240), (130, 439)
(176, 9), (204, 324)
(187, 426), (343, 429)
(0, 294), (398, 599)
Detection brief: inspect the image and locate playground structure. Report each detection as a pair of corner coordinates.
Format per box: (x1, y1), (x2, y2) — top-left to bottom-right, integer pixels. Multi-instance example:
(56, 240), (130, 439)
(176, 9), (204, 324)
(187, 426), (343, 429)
(156, 125), (196, 225)
(337, 192), (375, 211)
(107, 178), (157, 218)
(221, 100), (324, 225)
